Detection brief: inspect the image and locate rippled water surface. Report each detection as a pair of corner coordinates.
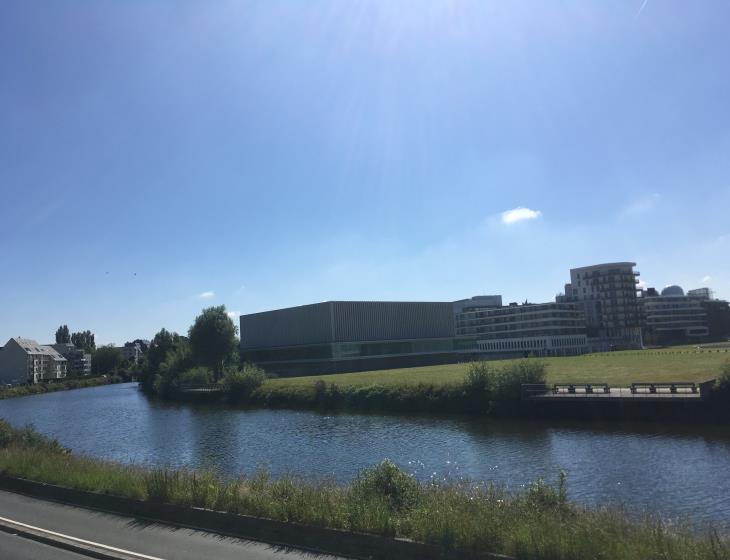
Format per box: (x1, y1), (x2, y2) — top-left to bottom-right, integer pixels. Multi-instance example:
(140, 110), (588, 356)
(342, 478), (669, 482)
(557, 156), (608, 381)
(2, 383), (730, 528)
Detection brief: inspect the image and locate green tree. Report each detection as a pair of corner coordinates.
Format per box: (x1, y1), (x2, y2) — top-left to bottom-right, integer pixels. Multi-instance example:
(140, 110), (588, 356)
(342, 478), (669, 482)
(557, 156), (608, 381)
(92, 345), (124, 375)
(145, 329), (176, 374)
(55, 325), (71, 344)
(71, 330), (96, 353)
(188, 306), (238, 381)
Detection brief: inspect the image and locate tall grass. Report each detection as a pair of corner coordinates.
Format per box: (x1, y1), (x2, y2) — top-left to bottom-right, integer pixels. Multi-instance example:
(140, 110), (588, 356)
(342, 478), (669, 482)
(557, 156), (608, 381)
(0, 419), (726, 559)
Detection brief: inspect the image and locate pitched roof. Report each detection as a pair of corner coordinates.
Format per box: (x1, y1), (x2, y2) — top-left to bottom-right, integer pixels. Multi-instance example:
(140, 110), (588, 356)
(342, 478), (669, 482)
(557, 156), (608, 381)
(10, 338), (67, 361)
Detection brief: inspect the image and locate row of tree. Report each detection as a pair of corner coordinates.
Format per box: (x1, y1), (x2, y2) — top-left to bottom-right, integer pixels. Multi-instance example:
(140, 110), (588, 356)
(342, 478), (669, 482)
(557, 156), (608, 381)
(53, 306), (243, 388)
(54, 325), (96, 353)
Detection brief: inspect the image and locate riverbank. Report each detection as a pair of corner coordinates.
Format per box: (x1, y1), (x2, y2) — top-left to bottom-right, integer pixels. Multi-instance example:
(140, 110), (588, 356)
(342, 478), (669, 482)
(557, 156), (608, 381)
(0, 419), (725, 560)
(184, 355), (730, 421)
(0, 376), (120, 400)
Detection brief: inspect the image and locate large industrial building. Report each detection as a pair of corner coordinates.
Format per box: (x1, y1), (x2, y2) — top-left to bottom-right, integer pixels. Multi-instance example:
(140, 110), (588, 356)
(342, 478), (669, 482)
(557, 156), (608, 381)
(240, 301), (471, 374)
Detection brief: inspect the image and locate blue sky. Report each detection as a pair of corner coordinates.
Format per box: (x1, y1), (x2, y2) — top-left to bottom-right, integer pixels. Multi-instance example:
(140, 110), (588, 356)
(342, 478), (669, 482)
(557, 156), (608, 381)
(1, 1), (729, 345)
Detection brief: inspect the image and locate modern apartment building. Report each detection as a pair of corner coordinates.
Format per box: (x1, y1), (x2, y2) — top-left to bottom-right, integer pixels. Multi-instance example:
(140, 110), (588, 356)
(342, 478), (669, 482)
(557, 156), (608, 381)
(240, 301), (466, 374)
(50, 343), (92, 375)
(640, 285), (709, 344)
(558, 262), (643, 350)
(0, 337), (67, 385)
(455, 301), (588, 357)
(687, 287), (713, 300)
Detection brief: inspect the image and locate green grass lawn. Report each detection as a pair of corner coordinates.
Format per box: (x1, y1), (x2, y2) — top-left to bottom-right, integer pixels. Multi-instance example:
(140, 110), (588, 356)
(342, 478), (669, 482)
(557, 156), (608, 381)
(264, 347), (730, 392)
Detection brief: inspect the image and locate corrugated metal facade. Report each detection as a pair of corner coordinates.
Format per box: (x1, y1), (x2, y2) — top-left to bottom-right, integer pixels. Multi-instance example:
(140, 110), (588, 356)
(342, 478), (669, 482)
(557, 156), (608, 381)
(240, 301), (455, 350)
(240, 303), (333, 349)
(330, 302), (454, 343)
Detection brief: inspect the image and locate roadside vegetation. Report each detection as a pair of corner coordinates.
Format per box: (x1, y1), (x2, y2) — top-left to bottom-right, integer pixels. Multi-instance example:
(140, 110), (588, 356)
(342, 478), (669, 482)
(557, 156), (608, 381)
(0, 419), (726, 560)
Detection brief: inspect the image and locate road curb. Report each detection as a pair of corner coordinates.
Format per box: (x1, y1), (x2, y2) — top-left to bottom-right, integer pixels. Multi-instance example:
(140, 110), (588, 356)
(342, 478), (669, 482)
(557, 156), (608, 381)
(0, 475), (512, 560)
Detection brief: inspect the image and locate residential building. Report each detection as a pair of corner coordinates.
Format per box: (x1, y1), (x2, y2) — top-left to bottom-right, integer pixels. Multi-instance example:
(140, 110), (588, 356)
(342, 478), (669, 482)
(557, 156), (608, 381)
(0, 337), (67, 385)
(558, 262), (643, 350)
(117, 342), (143, 365)
(240, 301), (466, 374)
(455, 301), (588, 357)
(50, 343), (92, 375)
(639, 285), (709, 344)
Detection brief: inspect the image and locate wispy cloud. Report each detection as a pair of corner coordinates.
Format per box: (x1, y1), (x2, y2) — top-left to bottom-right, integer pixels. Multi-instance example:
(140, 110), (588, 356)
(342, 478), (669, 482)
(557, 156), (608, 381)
(198, 291), (215, 299)
(701, 275), (712, 284)
(500, 207), (542, 225)
(227, 310), (240, 319)
(636, 0), (649, 18)
(620, 193), (660, 218)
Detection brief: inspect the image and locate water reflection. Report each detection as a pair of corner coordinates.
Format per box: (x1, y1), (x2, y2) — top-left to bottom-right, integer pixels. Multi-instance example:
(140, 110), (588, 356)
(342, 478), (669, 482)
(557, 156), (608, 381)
(1, 383), (729, 528)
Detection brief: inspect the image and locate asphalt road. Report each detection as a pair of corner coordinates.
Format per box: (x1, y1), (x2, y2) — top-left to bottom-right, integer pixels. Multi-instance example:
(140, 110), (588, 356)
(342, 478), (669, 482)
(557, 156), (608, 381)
(0, 531), (93, 560)
(0, 489), (345, 560)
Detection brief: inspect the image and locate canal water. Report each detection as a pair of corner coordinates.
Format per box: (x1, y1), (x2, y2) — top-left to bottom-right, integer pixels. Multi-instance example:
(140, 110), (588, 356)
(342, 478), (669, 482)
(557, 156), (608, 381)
(1, 382), (729, 528)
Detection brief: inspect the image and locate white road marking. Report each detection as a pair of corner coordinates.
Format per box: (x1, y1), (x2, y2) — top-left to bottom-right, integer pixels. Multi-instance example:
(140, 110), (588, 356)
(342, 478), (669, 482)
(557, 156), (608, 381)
(0, 514), (167, 560)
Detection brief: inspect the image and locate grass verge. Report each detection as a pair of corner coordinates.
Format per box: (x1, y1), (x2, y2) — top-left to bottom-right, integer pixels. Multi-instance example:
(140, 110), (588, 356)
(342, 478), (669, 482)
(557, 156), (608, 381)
(0, 419), (727, 559)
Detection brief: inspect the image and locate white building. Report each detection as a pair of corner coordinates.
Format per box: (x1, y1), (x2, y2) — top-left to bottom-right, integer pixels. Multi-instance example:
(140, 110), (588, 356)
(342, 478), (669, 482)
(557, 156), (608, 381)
(0, 337), (68, 385)
(455, 301), (588, 357)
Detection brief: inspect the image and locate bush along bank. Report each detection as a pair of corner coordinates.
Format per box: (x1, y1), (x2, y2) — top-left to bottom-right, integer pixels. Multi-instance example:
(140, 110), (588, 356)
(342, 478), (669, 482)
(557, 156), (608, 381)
(144, 359), (549, 415)
(249, 360), (547, 415)
(0, 420), (726, 560)
(0, 375), (120, 400)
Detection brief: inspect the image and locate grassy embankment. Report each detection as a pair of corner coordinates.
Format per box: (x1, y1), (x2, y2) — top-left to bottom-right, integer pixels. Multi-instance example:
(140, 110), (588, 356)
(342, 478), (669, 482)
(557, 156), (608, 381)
(250, 347), (730, 412)
(0, 419), (726, 560)
(0, 376), (117, 400)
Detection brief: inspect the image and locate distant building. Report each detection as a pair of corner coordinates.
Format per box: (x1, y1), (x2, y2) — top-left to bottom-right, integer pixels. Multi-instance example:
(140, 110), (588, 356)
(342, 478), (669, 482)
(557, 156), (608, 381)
(639, 285), (709, 344)
(0, 338), (67, 385)
(558, 262), (643, 350)
(50, 343), (92, 375)
(701, 299), (730, 341)
(240, 301), (463, 375)
(687, 287), (713, 300)
(117, 342), (143, 365)
(455, 301), (588, 357)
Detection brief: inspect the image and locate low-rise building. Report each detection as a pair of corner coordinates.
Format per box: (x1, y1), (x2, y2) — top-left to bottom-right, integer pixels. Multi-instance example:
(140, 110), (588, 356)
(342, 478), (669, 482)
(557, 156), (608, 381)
(0, 337), (67, 385)
(241, 301), (464, 375)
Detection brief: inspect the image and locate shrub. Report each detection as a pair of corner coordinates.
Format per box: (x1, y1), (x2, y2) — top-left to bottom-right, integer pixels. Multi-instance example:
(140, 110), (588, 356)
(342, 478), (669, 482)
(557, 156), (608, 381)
(223, 363), (266, 402)
(492, 360), (546, 402)
(350, 459), (420, 514)
(463, 361), (494, 410)
(179, 367), (213, 386)
(717, 361), (730, 391)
